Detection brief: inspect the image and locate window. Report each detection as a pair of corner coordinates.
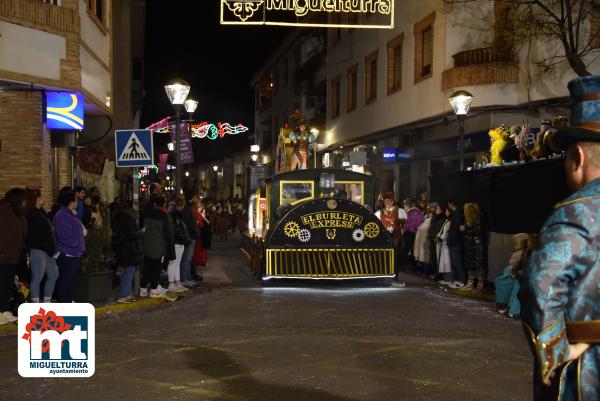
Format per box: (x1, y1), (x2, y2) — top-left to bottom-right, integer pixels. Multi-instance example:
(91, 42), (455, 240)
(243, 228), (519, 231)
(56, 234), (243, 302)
(413, 11), (436, 83)
(386, 33), (404, 95)
(42, 0), (60, 5)
(346, 64), (358, 112)
(280, 181), (315, 206)
(88, 0), (104, 23)
(365, 50), (378, 105)
(331, 75), (341, 119)
(421, 27), (433, 75)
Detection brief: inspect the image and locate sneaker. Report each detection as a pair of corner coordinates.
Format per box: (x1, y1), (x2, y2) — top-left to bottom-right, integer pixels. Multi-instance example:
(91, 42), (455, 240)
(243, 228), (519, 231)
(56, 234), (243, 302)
(156, 285), (168, 295)
(438, 280), (452, 285)
(149, 289), (166, 298)
(1, 311), (17, 323)
(497, 307), (508, 315)
(167, 283), (187, 293)
(139, 288), (148, 298)
(449, 281), (465, 289)
(116, 298), (132, 304)
(126, 296), (137, 302)
(175, 282), (188, 292)
(507, 313), (520, 319)
(391, 281), (406, 288)
(183, 280), (198, 288)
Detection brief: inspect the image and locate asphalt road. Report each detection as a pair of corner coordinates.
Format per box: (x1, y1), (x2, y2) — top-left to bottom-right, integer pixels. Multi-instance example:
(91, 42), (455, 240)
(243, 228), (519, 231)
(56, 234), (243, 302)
(0, 236), (533, 401)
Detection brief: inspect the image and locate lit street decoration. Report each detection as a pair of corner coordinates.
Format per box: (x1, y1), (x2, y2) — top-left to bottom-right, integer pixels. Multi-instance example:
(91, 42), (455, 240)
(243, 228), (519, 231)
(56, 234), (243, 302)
(147, 118), (248, 140)
(190, 122), (249, 139)
(220, 0), (393, 28)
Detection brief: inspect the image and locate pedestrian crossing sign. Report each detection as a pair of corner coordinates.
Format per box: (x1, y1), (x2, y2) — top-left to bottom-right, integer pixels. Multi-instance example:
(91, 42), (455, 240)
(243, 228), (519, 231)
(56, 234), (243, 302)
(115, 130), (154, 168)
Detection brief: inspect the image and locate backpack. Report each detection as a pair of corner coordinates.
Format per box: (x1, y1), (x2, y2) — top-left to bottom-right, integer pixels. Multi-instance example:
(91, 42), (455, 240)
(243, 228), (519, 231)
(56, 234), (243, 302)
(173, 213), (190, 245)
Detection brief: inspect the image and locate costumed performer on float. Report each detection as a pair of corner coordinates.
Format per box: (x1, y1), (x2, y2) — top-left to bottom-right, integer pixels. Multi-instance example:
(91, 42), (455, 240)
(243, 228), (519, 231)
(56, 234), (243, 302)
(375, 192), (407, 287)
(519, 75), (600, 401)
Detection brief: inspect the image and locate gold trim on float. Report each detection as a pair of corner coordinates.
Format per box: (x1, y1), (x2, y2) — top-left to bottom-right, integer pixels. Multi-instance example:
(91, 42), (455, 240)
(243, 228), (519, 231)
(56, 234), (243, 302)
(264, 248), (394, 278)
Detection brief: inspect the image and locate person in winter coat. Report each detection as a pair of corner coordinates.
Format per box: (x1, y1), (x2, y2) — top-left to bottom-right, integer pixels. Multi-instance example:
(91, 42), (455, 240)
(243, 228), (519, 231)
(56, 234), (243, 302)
(168, 198), (190, 292)
(436, 207), (452, 284)
(141, 195), (175, 298)
(427, 204), (446, 278)
(0, 188), (27, 319)
(112, 201), (145, 303)
(53, 191), (86, 303)
(403, 199), (424, 263)
(180, 190), (200, 286)
(461, 203), (486, 291)
(446, 199), (466, 288)
(192, 198), (210, 270)
(413, 202), (437, 276)
(25, 189), (58, 303)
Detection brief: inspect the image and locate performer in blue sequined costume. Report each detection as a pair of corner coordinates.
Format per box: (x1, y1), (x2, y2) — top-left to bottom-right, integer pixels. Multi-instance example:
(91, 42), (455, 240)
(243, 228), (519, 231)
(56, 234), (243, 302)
(520, 75), (600, 401)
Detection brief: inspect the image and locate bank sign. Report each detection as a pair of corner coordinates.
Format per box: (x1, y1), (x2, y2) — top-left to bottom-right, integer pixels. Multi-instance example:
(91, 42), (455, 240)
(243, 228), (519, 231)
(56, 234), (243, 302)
(45, 91), (84, 130)
(18, 304), (95, 378)
(220, 0), (394, 28)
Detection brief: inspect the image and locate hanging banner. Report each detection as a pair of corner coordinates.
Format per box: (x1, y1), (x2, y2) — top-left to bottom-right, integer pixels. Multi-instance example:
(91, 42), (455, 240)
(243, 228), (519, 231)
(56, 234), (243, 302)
(220, 0), (394, 29)
(169, 123), (194, 164)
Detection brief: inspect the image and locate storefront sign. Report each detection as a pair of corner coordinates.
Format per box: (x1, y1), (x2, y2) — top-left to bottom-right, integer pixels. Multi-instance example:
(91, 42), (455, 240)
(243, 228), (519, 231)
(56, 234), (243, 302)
(46, 92), (84, 130)
(381, 132), (491, 163)
(382, 148), (397, 162)
(220, 0), (394, 28)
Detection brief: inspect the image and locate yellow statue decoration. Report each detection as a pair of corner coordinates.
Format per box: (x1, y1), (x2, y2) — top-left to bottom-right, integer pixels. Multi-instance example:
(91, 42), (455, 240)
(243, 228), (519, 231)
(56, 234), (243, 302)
(488, 125), (510, 165)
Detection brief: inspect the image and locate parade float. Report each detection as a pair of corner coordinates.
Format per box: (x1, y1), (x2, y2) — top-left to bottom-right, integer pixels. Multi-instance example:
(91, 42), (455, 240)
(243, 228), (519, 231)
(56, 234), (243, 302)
(241, 115), (395, 281)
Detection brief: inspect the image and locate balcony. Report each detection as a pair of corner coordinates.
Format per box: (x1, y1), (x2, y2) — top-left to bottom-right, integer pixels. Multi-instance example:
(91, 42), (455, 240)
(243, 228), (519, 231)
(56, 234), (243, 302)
(0, 0), (78, 34)
(442, 46), (518, 90)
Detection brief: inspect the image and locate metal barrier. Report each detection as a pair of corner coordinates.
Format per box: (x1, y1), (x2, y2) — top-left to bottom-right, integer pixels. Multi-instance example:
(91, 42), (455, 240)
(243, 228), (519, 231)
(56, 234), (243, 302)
(265, 248), (394, 278)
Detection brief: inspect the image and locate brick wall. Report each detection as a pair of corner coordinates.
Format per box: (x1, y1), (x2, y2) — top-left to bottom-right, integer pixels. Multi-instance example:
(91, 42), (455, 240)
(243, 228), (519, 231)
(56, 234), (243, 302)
(442, 63), (519, 91)
(0, 91), (53, 207)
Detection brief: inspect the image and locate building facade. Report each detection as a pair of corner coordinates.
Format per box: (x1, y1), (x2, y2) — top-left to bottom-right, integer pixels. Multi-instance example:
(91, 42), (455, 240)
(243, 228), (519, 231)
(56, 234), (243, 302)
(0, 0), (144, 205)
(324, 0), (600, 201)
(251, 29), (327, 175)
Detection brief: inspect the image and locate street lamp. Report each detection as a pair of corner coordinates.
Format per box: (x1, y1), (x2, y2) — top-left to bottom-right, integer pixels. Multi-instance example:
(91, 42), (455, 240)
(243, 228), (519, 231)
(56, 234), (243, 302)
(212, 165), (219, 172)
(449, 90), (474, 171)
(164, 78), (191, 195)
(251, 154), (259, 162)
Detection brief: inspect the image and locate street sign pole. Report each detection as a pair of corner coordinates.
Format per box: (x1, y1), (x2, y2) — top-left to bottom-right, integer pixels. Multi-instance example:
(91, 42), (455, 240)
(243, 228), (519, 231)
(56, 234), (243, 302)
(132, 168), (139, 211)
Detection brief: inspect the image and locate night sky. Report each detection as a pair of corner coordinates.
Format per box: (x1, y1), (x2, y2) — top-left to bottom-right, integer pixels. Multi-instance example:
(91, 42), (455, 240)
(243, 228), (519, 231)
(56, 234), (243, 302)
(141, 1), (291, 164)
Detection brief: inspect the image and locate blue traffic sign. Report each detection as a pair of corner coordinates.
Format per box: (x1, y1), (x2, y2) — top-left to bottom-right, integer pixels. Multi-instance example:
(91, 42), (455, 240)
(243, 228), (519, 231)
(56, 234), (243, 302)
(115, 130), (154, 168)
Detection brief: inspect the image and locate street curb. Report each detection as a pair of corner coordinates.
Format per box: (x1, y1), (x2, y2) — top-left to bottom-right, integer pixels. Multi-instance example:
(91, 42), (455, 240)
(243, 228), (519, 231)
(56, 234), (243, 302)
(0, 290), (193, 334)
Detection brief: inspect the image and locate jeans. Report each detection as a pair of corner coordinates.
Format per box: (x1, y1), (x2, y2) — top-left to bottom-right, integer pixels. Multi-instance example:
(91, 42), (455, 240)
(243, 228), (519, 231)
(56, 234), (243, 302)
(168, 245), (184, 284)
(117, 266), (136, 299)
(449, 245), (466, 283)
(0, 263), (17, 312)
(29, 249), (59, 301)
(180, 239), (195, 282)
(56, 254), (80, 303)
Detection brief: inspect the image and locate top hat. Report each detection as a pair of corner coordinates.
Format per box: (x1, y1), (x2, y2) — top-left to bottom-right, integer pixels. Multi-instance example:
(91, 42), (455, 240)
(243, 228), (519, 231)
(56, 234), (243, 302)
(554, 75), (600, 149)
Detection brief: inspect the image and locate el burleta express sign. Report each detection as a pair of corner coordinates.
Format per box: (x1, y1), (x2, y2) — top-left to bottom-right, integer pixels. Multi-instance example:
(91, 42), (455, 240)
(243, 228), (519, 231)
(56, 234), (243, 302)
(267, 198), (393, 247)
(220, 0), (394, 28)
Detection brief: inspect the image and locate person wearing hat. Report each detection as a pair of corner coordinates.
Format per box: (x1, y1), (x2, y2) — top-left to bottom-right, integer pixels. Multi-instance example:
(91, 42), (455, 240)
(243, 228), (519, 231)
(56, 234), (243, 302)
(375, 192), (407, 287)
(520, 75), (600, 401)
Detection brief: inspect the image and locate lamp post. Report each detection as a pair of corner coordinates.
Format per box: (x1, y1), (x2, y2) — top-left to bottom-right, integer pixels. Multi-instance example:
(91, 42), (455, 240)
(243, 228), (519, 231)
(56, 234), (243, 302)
(250, 144), (260, 165)
(164, 79), (191, 195)
(449, 90), (474, 171)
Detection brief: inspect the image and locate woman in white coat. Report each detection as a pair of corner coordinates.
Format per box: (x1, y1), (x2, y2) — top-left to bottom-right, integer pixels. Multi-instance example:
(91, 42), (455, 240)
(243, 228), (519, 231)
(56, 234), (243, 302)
(436, 207), (452, 285)
(413, 202), (437, 275)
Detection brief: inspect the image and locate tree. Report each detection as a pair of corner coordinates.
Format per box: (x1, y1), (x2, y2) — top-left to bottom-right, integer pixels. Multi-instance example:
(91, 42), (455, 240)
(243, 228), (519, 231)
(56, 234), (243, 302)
(445, 0), (600, 76)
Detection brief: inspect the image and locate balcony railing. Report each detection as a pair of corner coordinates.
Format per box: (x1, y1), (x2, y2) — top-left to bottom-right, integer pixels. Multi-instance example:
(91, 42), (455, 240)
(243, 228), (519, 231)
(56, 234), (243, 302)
(0, 0), (77, 33)
(452, 47), (515, 67)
